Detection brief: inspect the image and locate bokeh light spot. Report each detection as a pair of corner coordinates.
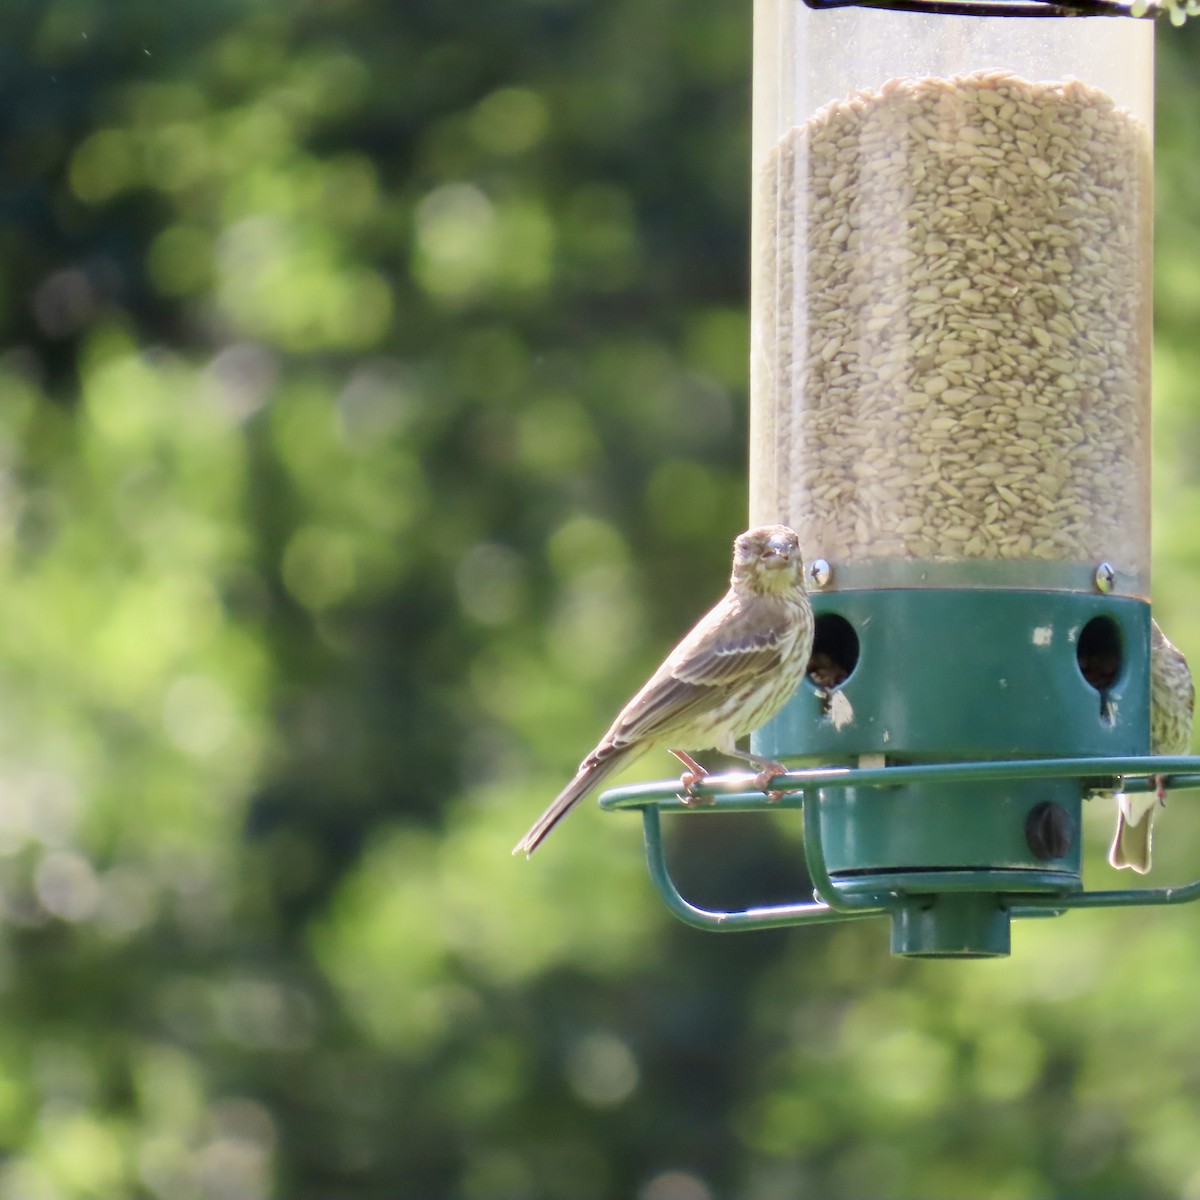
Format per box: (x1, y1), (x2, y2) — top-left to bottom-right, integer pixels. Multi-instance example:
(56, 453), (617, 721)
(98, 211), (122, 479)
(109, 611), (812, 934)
(163, 675), (236, 758)
(32, 270), (97, 338)
(516, 397), (599, 479)
(412, 184), (496, 301)
(35, 852), (100, 922)
(564, 1031), (639, 1108)
(282, 528), (356, 610)
(470, 87), (550, 155)
(69, 129), (137, 203)
(455, 543), (527, 626)
(147, 225), (214, 298)
(639, 1171), (713, 1200)
(546, 515), (629, 580)
(200, 343), (278, 422)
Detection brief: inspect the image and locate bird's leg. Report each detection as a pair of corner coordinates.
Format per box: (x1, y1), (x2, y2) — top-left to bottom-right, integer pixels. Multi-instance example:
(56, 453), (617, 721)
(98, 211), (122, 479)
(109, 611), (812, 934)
(669, 749), (714, 806)
(1154, 774), (1169, 804)
(724, 747), (790, 802)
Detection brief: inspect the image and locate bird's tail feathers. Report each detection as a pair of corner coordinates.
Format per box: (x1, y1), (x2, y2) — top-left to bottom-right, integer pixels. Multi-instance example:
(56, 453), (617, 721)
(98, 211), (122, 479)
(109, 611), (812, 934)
(1108, 792), (1156, 874)
(513, 747), (632, 858)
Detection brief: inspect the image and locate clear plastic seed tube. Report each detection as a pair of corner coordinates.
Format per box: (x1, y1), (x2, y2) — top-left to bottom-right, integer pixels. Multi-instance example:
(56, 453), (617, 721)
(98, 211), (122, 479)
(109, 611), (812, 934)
(749, 3), (1154, 593)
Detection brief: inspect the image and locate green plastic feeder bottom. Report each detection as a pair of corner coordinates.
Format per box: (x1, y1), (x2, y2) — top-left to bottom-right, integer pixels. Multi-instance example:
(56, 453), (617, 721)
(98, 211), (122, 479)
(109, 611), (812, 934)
(891, 895), (1012, 958)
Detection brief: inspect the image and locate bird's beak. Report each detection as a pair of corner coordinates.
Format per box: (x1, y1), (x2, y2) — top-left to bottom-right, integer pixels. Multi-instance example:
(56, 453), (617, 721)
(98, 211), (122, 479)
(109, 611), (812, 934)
(762, 537), (793, 568)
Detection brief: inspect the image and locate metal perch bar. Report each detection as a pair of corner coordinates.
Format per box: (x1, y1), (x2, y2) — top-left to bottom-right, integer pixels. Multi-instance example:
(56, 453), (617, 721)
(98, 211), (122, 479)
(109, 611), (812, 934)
(608, 756), (1200, 934)
(640, 804), (883, 931)
(600, 756), (1200, 812)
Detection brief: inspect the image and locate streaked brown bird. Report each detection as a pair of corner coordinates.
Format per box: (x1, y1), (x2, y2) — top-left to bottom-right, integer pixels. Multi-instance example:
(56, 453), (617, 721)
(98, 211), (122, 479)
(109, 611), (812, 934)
(514, 524), (813, 857)
(1109, 618), (1195, 874)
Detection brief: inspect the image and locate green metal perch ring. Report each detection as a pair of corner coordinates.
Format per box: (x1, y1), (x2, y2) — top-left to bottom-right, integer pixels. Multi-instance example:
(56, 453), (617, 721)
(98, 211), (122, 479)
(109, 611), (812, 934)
(599, 756), (1200, 953)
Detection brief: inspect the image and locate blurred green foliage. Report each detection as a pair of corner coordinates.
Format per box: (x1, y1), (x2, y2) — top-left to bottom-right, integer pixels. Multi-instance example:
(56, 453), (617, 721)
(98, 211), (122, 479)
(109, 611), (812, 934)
(0, 2), (1198, 1198)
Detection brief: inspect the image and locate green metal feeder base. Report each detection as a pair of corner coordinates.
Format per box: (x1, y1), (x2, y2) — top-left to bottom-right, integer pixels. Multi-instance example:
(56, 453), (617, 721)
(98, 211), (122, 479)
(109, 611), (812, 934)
(892, 895), (1012, 958)
(599, 756), (1200, 958)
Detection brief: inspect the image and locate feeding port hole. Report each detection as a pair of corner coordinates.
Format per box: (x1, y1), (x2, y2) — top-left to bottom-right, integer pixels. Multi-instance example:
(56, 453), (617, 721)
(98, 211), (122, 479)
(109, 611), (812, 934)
(1077, 615), (1123, 722)
(807, 613), (860, 689)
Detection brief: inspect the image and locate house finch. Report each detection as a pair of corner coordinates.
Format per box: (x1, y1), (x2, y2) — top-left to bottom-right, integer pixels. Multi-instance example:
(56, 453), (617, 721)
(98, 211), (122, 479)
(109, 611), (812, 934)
(1109, 618), (1195, 873)
(513, 524), (814, 857)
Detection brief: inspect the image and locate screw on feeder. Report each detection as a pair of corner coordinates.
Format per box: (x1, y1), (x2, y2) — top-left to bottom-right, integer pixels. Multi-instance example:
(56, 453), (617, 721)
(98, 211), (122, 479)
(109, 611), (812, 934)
(1094, 562), (1117, 594)
(1025, 801), (1076, 860)
(807, 558), (832, 590)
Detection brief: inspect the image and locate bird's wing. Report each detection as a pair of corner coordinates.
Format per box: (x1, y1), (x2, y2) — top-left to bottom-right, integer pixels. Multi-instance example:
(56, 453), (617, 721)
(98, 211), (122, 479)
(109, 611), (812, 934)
(600, 592), (791, 751)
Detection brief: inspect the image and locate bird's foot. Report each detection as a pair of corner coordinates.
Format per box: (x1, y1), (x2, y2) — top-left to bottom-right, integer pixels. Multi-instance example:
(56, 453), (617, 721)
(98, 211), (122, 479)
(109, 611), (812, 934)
(1154, 773), (1169, 804)
(752, 760), (789, 803)
(670, 749), (714, 806)
(677, 768), (716, 806)
(677, 770), (716, 806)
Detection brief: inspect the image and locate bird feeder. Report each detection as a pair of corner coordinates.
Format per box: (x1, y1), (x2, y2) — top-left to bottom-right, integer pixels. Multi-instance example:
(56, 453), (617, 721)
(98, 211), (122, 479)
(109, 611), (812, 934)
(601, 0), (1200, 956)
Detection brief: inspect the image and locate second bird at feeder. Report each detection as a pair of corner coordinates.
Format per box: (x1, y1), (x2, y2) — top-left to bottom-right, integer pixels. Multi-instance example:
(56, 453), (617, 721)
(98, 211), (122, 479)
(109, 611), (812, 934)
(1109, 620), (1195, 874)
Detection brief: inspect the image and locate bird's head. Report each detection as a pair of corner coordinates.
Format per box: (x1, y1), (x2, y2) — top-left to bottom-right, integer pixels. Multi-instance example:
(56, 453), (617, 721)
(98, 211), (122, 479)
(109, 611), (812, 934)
(731, 525), (805, 596)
